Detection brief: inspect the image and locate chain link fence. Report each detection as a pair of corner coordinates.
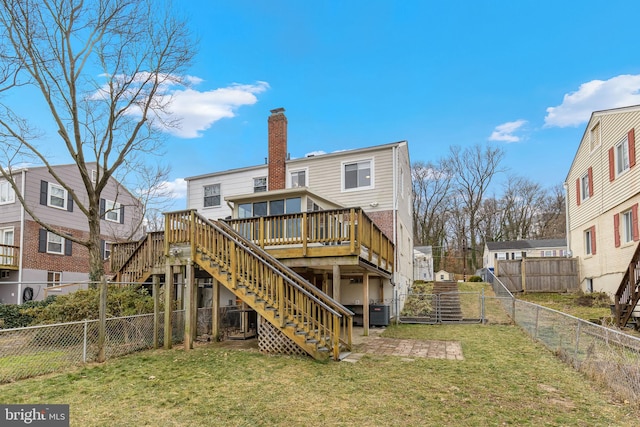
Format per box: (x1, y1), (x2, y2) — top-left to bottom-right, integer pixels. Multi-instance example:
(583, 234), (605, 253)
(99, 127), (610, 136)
(485, 269), (640, 402)
(400, 291), (485, 324)
(0, 310), (188, 383)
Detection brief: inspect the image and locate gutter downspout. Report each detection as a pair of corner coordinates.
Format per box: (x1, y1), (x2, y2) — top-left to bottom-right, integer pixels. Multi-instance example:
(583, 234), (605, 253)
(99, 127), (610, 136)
(18, 169), (26, 304)
(392, 145), (398, 319)
(563, 181), (570, 257)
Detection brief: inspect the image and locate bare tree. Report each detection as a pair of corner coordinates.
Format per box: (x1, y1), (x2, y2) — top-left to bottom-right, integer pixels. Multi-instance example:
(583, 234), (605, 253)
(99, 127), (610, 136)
(445, 144), (506, 271)
(500, 175), (545, 241)
(534, 184), (566, 239)
(412, 159), (454, 270)
(0, 0), (194, 280)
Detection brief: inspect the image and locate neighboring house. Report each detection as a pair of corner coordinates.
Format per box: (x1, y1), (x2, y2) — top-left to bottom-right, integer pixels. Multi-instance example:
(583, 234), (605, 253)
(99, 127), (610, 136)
(483, 239), (567, 270)
(414, 246), (434, 282)
(185, 108), (414, 320)
(434, 270), (454, 281)
(565, 104), (640, 296)
(0, 163), (144, 303)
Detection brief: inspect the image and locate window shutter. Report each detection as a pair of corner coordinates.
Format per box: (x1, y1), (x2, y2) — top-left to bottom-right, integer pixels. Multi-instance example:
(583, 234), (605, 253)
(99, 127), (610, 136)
(591, 226), (597, 255)
(614, 213), (620, 248)
(40, 181), (48, 205)
(38, 229), (47, 253)
(587, 167), (594, 197)
(120, 205), (125, 224)
(64, 235), (72, 256)
(575, 179), (580, 206)
(100, 239), (105, 260)
(629, 128), (637, 168)
(67, 192), (73, 212)
(608, 147), (615, 181)
(633, 204), (639, 241)
(99, 198), (105, 218)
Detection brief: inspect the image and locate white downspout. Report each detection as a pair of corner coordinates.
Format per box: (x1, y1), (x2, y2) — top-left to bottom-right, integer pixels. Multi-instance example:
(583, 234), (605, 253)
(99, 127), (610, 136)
(392, 145), (398, 316)
(563, 181), (571, 257)
(18, 169), (26, 304)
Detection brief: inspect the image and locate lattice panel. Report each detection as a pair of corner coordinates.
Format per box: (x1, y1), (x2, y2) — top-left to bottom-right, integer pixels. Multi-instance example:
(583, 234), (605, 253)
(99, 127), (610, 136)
(258, 316), (307, 357)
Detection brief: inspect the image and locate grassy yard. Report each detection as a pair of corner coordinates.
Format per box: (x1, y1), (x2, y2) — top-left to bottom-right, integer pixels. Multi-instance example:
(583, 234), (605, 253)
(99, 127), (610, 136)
(1, 323), (638, 426)
(516, 291), (612, 322)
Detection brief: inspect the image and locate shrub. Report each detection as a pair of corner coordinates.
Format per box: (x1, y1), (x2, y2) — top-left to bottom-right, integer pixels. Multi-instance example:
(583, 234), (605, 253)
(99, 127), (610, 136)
(21, 286), (157, 325)
(0, 297), (57, 329)
(575, 291), (611, 308)
(468, 275), (483, 282)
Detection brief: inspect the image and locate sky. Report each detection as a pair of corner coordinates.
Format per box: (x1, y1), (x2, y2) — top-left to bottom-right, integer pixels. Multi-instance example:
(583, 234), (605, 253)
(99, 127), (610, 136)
(13, 1), (640, 207)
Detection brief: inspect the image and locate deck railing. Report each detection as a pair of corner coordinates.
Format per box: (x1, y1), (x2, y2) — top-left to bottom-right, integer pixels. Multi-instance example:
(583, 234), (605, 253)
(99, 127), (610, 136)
(226, 207), (394, 273)
(614, 242), (640, 327)
(0, 244), (19, 269)
(165, 210), (352, 360)
(111, 232), (165, 283)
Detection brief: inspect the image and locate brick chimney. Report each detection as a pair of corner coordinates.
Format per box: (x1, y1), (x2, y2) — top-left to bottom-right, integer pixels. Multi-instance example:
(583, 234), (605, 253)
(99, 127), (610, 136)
(268, 107), (287, 190)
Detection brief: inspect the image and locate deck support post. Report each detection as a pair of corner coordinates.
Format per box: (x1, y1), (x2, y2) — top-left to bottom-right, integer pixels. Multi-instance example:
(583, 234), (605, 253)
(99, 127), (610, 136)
(332, 264), (341, 302)
(363, 272), (370, 336)
(164, 264), (174, 349)
(184, 261), (195, 350)
(153, 274), (160, 349)
(211, 278), (220, 340)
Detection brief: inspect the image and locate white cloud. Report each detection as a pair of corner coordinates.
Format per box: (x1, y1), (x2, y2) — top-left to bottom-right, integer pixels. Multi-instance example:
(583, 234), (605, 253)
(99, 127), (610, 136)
(157, 178), (187, 200)
(544, 74), (640, 128)
(154, 81), (270, 138)
(92, 74), (270, 138)
(489, 120), (527, 142)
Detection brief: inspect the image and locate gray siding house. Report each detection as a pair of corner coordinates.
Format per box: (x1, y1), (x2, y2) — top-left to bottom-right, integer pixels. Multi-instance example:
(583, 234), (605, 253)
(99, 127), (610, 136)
(0, 163), (144, 303)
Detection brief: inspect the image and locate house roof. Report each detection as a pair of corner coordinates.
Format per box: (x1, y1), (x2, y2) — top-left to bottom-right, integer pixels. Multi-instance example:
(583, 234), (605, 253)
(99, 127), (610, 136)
(485, 239), (566, 251)
(414, 246), (432, 256)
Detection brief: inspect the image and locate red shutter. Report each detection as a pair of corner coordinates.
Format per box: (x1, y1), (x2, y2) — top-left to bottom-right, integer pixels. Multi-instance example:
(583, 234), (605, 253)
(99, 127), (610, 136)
(633, 204), (639, 241)
(608, 147), (615, 181)
(576, 178), (581, 206)
(614, 213), (620, 247)
(591, 225), (597, 255)
(629, 128), (637, 168)
(588, 167), (594, 197)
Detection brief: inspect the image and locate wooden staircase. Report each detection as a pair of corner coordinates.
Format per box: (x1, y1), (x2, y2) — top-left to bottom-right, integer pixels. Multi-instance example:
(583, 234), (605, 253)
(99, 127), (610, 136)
(614, 242), (640, 329)
(114, 210), (353, 361)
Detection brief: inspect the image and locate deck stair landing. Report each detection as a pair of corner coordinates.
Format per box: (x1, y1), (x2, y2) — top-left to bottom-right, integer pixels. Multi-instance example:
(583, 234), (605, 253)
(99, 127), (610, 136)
(614, 242), (640, 329)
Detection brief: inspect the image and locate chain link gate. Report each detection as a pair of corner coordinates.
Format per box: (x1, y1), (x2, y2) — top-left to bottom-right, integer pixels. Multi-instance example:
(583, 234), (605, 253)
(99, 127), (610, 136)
(399, 291), (485, 324)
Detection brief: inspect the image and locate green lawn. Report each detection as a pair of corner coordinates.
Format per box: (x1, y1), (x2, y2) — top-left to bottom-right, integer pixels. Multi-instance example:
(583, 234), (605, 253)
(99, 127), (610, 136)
(1, 323), (637, 426)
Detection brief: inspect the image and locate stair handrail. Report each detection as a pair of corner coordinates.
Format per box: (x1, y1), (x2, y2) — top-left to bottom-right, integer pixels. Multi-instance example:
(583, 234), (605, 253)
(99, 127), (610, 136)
(216, 218), (355, 319)
(614, 241), (640, 327)
(185, 211), (343, 318)
(112, 231), (165, 282)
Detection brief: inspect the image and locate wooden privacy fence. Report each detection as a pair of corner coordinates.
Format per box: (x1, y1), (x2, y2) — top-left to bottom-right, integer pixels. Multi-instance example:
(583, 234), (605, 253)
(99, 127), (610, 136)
(495, 257), (579, 293)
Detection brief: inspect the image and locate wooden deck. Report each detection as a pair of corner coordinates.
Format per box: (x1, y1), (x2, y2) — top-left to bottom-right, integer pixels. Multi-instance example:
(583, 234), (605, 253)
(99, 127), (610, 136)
(0, 244), (19, 270)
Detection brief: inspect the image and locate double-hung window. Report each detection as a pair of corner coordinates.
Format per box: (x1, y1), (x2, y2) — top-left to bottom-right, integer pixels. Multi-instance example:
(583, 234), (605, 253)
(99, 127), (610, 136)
(580, 172), (590, 201)
(623, 209), (634, 244)
(616, 137), (630, 175)
(0, 180), (15, 204)
(47, 233), (64, 254)
(104, 200), (121, 223)
(203, 184), (221, 207)
(254, 177), (267, 193)
(343, 160), (373, 190)
(290, 170), (306, 188)
(48, 183), (67, 209)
